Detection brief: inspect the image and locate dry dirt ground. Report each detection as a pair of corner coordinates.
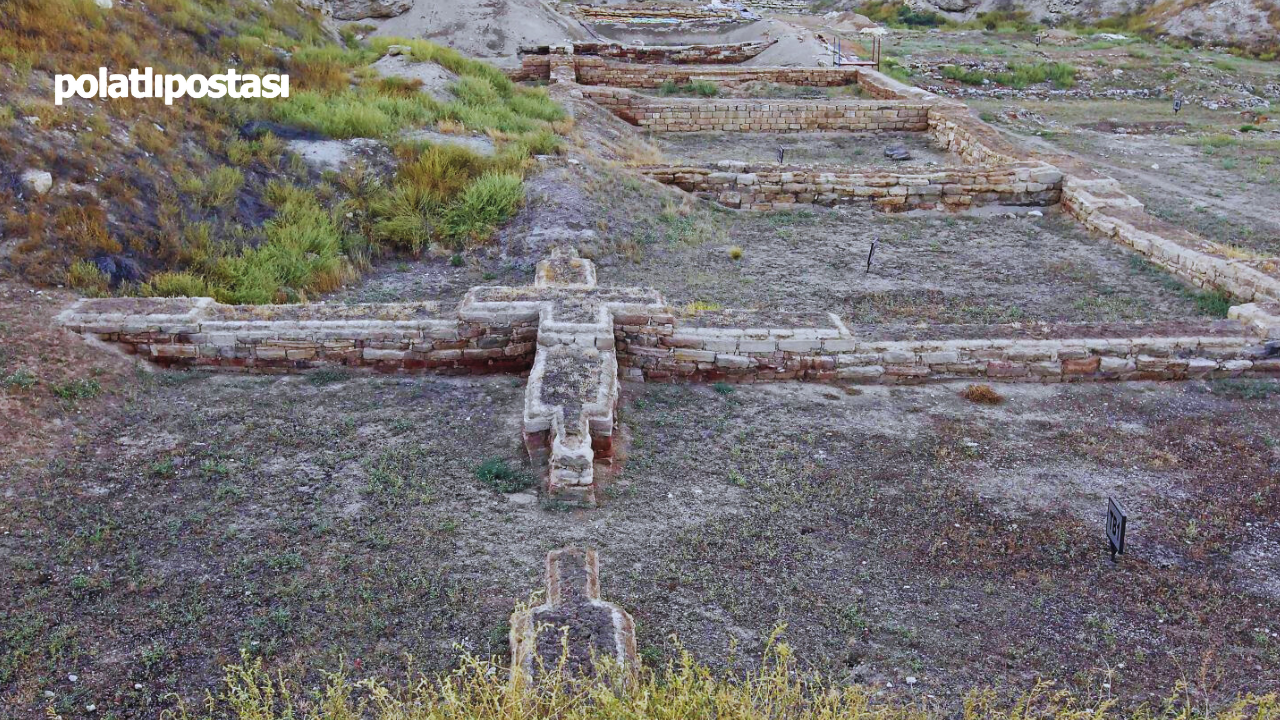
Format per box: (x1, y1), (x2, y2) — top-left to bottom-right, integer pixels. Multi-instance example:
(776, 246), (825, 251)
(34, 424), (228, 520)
(597, 205), (1226, 326)
(651, 131), (955, 167)
(2, 333), (1279, 717)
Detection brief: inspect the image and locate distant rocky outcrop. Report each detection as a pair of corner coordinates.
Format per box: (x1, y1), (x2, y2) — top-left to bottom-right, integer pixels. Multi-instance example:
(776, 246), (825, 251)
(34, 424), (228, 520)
(301, 0), (413, 21)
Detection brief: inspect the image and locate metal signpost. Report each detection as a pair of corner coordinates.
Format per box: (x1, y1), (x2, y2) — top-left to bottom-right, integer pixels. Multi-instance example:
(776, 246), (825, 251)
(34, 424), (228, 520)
(1106, 497), (1128, 562)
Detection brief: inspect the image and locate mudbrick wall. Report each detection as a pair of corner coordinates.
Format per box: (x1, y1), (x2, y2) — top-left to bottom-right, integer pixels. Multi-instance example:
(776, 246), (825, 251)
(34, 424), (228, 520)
(637, 160), (1063, 211)
(581, 86), (930, 132)
(517, 40), (776, 65)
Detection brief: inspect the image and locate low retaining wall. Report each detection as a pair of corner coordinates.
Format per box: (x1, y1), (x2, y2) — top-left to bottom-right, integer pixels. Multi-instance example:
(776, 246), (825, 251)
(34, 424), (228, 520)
(571, 5), (744, 23)
(637, 160), (1063, 211)
(56, 297), (537, 373)
(618, 318), (1279, 384)
(576, 57), (865, 88)
(582, 87), (930, 132)
(517, 40), (776, 65)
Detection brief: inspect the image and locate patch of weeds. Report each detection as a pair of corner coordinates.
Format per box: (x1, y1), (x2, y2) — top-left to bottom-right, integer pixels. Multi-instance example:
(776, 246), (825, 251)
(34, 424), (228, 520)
(1126, 256), (1234, 317)
(306, 367), (353, 385)
(1206, 379), (1280, 400)
(51, 378), (102, 402)
(713, 382), (734, 396)
(657, 79), (719, 97)
(475, 458), (535, 493)
(265, 552), (304, 572)
(961, 384), (1004, 405)
(2, 368), (38, 390)
(727, 246), (743, 260)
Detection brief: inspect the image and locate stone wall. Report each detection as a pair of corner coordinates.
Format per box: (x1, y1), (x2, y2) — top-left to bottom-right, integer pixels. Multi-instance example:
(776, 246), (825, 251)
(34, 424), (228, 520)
(56, 297), (537, 373)
(511, 55), (867, 86)
(517, 40), (776, 65)
(1062, 176), (1280, 305)
(637, 160), (1063, 211)
(616, 317), (1279, 384)
(581, 87), (930, 132)
(575, 57), (865, 88)
(570, 4), (743, 23)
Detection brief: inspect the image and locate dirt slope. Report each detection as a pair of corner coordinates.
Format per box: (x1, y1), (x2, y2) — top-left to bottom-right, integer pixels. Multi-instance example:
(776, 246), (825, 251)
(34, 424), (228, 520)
(363, 0), (590, 60)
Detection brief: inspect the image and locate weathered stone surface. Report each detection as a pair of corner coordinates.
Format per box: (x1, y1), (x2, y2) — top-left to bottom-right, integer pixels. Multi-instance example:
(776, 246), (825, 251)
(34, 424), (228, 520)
(510, 548), (637, 680)
(328, 0), (411, 20)
(20, 169), (53, 195)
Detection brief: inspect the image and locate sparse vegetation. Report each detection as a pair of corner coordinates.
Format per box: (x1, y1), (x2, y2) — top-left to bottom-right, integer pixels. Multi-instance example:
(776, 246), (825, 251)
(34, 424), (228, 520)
(475, 458), (536, 493)
(174, 638), (1280, 720)
(941, 62), (1076, 89)
(657, 79), (720, 97)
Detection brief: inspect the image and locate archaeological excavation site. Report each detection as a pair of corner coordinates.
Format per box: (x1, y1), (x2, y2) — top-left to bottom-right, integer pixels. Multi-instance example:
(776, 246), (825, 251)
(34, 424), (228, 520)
(2, 0), (1280, 718)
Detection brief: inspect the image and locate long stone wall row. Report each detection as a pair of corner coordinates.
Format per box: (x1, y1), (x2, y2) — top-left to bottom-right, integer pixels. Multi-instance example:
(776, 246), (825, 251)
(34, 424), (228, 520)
(581, 86), (929, 132)
(637, 160), (1063, 211)
(511, 55), (868, 87)
(60, 297), (1279, 385)
(56, 297), (539, 373)
(617, 319), (1280, 384)
(516, 40), (777, 65)
(569, 4), (744, 24)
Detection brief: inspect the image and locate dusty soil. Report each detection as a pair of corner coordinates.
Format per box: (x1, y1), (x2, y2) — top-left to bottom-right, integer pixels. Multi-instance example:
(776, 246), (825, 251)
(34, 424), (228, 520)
(3, 354), (1278, 716)
(967, 98), (1280, 256)
(652, 131), (956, 167)
(596, 204), (1224, 325)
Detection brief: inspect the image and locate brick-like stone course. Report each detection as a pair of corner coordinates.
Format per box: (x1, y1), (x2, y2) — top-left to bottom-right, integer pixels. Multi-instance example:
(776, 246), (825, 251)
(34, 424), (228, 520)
(517, 40), (776, 65)
(581, 86), (930, 132)
(56, 297), (535, 374)
(616, 318), (1279, 385)
(638, 160), (1063, 211)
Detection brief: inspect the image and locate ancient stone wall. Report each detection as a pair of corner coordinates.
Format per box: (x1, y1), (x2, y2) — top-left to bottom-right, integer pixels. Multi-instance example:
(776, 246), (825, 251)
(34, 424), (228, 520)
(570, 4), (743, 23)
(511, 55), (867, 87)
(518, 40), (776, 65)
(56, 297), (536, 373)
(574, 57), (864, 88)
(581, 87), (930, 132)
(617, 317), (1279, 384)
(1062, 177), (1280, 304)
(637, 160), (1062, 211)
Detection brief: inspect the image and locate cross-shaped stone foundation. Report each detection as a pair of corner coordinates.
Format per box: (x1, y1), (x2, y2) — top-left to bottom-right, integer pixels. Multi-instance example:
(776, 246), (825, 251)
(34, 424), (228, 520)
(460, 249), (667, 504)
(509, 546), (637, 680)
(58, 248), (670, 506)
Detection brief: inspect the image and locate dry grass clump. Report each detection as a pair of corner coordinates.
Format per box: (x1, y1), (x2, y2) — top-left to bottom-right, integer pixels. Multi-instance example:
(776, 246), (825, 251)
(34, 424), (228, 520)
(163, 637), (1278, 720)
(961, 383), (1005, 405)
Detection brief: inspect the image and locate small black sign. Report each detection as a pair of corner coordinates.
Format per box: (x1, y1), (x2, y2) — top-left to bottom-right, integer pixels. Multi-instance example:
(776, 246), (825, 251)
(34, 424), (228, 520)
(1106, 497), (1128, 562)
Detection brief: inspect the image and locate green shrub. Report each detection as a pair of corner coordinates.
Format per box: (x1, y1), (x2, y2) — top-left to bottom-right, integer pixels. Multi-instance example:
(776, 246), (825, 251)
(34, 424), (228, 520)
(657, 80), (720, 97)
(474, 458), (535, 493)
(51, 378), (102, 401)
(142, 271), (213, 298)
(443, 173), (524, 247)
(67, 259), (109, 295)
(1193, 289), (1234, 317)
